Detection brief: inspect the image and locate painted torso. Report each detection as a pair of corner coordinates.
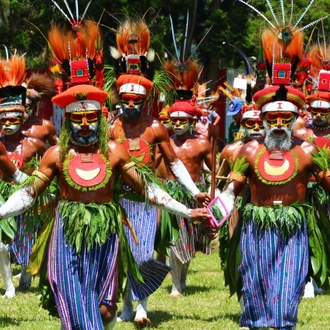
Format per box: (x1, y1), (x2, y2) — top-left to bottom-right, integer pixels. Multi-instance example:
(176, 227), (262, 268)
(240, 137), (317, 206)
(170, 132), (212, 182)
(110, 113), (163, 170)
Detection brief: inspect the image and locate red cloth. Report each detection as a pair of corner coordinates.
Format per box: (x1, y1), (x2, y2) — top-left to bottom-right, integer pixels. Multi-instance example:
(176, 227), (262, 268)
(168, 100), (200, 117)
(52, 84), (108, 109)
(116, 74), (153, 94)
(253, 85), (305, 111)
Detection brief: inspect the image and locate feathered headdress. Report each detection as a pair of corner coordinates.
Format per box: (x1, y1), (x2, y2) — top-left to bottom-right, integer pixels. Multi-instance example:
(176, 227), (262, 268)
(164, 11), (212, 101)
(48, 0), (104, 92)
(0, 51), (26, 114)
(109, 16), (155, 79)
(0, 52), (26, 88)
(25, 73), (56, 104)
(195, 82), (219, 109)
(239, 0), (328, 84)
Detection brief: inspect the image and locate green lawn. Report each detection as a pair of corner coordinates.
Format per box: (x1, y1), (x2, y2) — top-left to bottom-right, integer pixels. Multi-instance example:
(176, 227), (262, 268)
(0, 250), (330, 329)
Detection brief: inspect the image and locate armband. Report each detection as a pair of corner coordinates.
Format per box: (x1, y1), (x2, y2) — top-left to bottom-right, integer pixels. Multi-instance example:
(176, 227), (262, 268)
(32, 170), (50, 184)
(121, 162), (135, 173)
(315, 169), (330, 180)
(229, 171), (247, 184)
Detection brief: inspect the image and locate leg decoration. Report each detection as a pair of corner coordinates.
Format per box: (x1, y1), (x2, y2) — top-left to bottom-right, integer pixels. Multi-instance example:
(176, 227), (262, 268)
(19, 265), (32, 290)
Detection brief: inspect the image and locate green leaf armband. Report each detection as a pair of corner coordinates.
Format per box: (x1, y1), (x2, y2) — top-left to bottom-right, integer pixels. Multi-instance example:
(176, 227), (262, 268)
(229, 171), (247, 184)
(311, 145), (330, 171)
(229, 155), (249, 183)
(232, 155), (249, 174)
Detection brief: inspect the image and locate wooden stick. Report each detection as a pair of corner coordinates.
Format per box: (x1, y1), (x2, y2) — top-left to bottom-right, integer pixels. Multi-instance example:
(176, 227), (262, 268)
(208, 123), (220, 199)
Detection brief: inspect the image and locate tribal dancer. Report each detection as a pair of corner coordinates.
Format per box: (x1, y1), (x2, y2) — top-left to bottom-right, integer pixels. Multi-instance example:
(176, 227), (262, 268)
(0, 83), (210, 330)
(217, 104), (264, 302)
(0, 55), (47, 296)
(109, 17), (210, 327)
(216, 82), (330, 329)
(22, 73), (58, 146)
(165, 97), (213, 298)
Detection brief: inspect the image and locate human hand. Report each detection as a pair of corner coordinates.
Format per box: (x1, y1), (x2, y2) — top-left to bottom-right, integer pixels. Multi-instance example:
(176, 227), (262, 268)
(189, 208), (211, 224)
(199, 222), (219, 240)
(194, 192), (211, 207)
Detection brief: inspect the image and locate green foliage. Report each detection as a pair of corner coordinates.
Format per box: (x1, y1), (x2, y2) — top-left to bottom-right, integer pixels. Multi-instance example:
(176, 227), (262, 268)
(2, 0), (330, 91)
(232, 155), (249, 174)
(243, 202), (309, 236)
(312, 145), (330, 170)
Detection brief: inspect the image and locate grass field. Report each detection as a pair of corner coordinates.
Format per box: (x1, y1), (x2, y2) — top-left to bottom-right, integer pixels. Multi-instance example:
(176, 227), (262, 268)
(0, 250), (330, 329)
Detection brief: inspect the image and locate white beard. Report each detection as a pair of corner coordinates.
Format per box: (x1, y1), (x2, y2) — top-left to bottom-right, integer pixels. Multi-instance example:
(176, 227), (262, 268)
(264, 120), (295, 151)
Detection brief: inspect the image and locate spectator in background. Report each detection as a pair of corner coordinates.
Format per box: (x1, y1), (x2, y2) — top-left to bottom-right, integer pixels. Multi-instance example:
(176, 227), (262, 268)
(226, 98), (245, 143)
(206, 106), (221, 125)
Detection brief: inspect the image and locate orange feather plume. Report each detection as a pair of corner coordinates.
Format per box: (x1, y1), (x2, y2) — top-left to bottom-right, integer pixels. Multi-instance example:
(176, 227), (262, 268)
(48, 21), (101, 63)
(308, 44), (330, 77)
(164, 60), (200, 91)
(80, 20), (102, 59)
(116, 19), (150, 55)
(262, 27), (303, 64)
(48, 25), (69, 64)
(0, 55), (26, 87)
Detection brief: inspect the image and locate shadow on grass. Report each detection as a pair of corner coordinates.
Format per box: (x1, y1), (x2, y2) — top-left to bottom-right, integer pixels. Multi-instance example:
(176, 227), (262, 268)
(0, 316), (19, 326)
(137, 310), (172, 328)
(17, 287), (40, 294)
(164, 284), (211, 296)
(144, 309), (241, 328)
(0, 287), (40, 296)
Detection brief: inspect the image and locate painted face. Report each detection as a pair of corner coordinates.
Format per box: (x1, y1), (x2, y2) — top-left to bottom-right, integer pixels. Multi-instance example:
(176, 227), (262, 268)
(160, 116), (173, 132)
(310, 107), (330, 127)
(69, 110), (99, 146)
(243, 118), (265, 140)
(171, 117), (191, 136)
(121, 93), (145, 119)
(264, 111), (295, 129)
(263, 111), (296, 151)
(24, 103), (34, 121)
(0, 114), (23, 135)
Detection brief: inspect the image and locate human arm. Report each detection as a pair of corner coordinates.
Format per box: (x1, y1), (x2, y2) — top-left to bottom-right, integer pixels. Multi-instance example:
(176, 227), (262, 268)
(156, 123), (210, 206)
(118, 155), (210, 223)
(0, 141), (28, 184)
(211, 111), (221, 125)
(44, 120), (59, 146)
(0, 146), (58, 219)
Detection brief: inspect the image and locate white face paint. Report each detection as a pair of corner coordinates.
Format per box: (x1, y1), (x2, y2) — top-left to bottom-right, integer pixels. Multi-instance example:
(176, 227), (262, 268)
(243, 118), (265, 141)
(171, 117), (191, 136)
(24, 104), (34, 121)
(69, 111), (100, 146)
(0, 112), (23, 136)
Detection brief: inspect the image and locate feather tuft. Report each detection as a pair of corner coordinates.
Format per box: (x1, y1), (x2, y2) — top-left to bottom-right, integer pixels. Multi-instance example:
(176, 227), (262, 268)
(26, 73), (56, 98)
(110, 46), (121, 60)
(0, 54), (26, 87)
(146, 49), (155, 62)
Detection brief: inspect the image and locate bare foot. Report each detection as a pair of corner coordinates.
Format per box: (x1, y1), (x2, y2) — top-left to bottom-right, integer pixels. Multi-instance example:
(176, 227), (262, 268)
(169, 290), (181, 298)
(134, 317), (151, 328)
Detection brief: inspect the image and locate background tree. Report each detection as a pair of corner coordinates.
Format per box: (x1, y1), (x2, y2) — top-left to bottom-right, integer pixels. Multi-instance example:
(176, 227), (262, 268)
(0, 0), (329, 92)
